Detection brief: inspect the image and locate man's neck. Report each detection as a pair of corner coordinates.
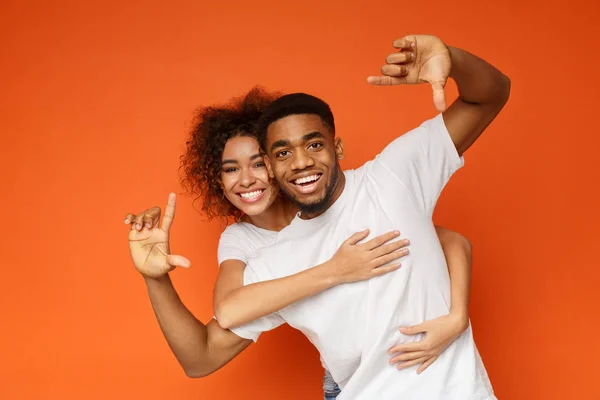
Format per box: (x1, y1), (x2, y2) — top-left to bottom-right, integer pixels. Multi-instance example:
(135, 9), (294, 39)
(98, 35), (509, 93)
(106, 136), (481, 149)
(300, 171), (346, 220)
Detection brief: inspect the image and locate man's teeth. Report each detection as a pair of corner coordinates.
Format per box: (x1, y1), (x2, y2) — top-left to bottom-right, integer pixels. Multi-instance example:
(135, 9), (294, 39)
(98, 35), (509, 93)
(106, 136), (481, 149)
(240, 190), (263, 199)
(294, 174), (320, 185)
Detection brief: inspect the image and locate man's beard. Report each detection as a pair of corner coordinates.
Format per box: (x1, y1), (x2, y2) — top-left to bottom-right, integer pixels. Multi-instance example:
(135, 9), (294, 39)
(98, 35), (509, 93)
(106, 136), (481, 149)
(279, 164), (341, 216)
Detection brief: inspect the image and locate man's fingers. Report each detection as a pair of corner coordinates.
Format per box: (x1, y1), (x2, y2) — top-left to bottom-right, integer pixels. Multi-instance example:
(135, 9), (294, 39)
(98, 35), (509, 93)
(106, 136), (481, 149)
(431, 81), (447, 112)
(389, 350), (427, 365)
(363, 230), (400, 250)
(367, 63), (410, 86)
(392, 37), (415, 50)
(344, 229), (370, 246)
(368, 36), (415, 86)
(166, 254), (191, 268)
(381, 64), (409, 77)
(386, 51), (415, 65)
(162, 193), (177, 232)
(417, 356), (437, 374)
(396, 356), (429, 371)
(367, 76), (407, 86)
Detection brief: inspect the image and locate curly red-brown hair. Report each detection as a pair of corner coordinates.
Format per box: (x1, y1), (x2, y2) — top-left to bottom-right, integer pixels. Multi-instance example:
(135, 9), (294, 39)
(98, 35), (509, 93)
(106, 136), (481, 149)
(180, 86), (281, 221)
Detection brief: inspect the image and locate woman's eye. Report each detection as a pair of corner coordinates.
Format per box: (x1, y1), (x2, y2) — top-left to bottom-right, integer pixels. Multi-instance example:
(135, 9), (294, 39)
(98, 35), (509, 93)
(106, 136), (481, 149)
(254, 162), (265, 168)
(224, 167), (237, 173)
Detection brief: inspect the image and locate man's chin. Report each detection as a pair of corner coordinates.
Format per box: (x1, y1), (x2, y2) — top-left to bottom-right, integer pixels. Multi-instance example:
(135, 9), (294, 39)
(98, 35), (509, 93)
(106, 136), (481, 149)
(281, 185), (330, 215)
(290, 191), (322, 205)
(295, 197), (329, 215)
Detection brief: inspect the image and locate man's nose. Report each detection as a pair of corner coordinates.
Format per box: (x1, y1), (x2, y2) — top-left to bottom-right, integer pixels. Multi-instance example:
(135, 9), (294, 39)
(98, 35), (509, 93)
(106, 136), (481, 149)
(290, 151), (315, 171)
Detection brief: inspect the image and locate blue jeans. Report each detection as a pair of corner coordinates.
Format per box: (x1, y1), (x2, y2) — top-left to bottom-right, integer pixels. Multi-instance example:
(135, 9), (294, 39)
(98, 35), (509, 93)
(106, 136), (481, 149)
(323, 369), (341, 400)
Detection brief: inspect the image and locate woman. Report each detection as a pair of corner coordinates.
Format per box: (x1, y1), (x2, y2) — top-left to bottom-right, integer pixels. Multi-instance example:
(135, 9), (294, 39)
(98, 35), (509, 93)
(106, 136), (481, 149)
(125, 87), (471, 398)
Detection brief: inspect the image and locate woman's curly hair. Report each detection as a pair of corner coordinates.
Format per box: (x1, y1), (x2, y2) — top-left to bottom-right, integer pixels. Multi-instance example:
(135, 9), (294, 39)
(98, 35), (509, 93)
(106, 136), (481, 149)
(180, 86), (281, 221)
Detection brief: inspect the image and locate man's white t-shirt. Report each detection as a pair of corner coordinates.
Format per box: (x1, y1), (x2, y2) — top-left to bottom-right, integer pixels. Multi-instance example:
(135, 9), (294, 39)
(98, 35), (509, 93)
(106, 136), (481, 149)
(218, 115), (495, 400)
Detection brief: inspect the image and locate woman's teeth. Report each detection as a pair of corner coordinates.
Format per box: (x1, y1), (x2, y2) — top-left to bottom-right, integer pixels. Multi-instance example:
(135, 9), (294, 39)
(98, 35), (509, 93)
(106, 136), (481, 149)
(240, 190), (263, 200)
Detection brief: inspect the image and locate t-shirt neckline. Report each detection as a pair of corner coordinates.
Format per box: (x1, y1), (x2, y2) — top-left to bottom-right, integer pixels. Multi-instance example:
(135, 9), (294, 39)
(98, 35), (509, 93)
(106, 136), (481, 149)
(289, 170), (354, 231)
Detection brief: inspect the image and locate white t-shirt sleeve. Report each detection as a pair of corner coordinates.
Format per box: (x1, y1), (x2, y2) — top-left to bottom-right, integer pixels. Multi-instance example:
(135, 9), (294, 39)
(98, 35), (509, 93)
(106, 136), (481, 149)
(371, 114), (464, 216)
(228, 260), (286, 342)
(217, 227), (251, 266)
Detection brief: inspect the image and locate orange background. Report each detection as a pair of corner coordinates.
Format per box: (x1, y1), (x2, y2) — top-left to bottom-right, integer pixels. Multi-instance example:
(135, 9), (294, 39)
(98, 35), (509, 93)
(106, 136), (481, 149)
(1, 0), (598, 399)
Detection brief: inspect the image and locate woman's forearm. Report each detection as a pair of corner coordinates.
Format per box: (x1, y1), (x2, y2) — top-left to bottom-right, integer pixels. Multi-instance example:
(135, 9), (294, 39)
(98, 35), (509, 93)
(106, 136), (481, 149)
(214, 262), (338, 329)
(145, 274), (250, 378)
(435, 226), (472, 322)
(215, 229), (408, 330)
(144, 275), (213, 376)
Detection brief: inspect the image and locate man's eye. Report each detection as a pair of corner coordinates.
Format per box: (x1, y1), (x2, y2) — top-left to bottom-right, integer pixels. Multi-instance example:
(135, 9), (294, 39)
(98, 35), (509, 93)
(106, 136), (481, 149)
(309, 142), (323, 149)
(277, 151), (290, 158)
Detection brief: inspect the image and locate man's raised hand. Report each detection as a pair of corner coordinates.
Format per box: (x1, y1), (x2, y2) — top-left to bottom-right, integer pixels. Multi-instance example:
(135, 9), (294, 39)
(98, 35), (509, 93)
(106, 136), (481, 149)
(367, 34), (451, 112)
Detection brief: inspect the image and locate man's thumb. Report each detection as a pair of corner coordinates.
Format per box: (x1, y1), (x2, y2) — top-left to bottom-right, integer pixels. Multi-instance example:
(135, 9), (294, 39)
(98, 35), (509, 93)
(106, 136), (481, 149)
(431, 81), (447, 112)
(166, 254), (191, 268)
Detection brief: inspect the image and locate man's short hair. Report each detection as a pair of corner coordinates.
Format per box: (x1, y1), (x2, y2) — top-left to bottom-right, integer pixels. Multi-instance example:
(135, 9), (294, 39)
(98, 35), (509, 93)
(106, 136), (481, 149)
(257, 93), (335, 150)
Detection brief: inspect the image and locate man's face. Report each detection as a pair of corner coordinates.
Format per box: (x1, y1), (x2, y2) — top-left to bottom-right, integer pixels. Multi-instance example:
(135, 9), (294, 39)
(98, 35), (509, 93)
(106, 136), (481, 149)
(264, 114), (344, 215)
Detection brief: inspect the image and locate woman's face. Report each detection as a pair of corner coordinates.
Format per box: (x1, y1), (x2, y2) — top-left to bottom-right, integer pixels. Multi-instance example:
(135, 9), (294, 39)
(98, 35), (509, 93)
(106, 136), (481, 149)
(220, 135), (278, 216)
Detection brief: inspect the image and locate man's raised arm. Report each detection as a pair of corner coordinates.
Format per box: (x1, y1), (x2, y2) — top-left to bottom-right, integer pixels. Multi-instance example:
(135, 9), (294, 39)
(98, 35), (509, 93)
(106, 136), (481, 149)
(368, 34), (510, 155)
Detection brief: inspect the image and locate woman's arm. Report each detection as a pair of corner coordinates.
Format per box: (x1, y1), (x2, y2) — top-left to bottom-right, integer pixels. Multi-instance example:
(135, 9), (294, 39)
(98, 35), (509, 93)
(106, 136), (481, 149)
(388, 226), (472, 374)
(436, 226), (471, 323)
(214, 230), (410, 330)
(125, 194), (252, 378)
(145, 274), (252, 378)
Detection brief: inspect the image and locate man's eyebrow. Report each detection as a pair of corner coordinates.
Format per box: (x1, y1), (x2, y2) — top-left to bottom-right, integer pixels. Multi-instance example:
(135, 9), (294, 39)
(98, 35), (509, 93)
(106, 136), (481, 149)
(271, 139), (291, 152)
(302, 132), (325, 141)
(270, 132), (325, 152)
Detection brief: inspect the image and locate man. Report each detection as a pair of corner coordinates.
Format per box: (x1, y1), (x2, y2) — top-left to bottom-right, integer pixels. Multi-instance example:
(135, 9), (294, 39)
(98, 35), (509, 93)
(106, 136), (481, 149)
(225, 34), (510, 399)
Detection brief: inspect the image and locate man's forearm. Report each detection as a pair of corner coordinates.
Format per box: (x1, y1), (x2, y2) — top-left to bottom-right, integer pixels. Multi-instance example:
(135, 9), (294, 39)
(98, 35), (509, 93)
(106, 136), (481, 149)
(448, 46), (511, 107)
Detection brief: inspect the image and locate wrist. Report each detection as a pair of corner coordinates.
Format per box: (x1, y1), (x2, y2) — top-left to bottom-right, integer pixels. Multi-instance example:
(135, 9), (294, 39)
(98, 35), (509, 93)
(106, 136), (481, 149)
(449, 308), (469, 331)
(318, 260), (343, 288)
(143, 273), (171, 286)
(447, 46), (463, 79)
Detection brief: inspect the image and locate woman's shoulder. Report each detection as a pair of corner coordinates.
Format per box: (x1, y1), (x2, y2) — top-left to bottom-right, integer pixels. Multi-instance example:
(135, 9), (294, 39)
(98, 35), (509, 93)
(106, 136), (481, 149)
(220, 221), (277, 244)
(218, 222), (277, 265)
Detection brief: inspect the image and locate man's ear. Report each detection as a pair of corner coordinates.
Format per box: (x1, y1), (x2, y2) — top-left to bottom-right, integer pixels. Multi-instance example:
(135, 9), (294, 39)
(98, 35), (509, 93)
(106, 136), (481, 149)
(335, 137), (344, 160)
(264, 157), (275, 179)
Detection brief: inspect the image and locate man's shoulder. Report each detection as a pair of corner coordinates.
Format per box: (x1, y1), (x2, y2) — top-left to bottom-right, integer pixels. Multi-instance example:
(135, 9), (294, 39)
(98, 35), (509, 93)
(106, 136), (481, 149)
(342, 165), (369, 186)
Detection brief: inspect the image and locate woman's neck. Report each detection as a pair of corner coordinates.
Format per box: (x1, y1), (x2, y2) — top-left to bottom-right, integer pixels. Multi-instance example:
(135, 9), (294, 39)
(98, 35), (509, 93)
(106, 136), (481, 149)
(242, 196), (298, 232)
